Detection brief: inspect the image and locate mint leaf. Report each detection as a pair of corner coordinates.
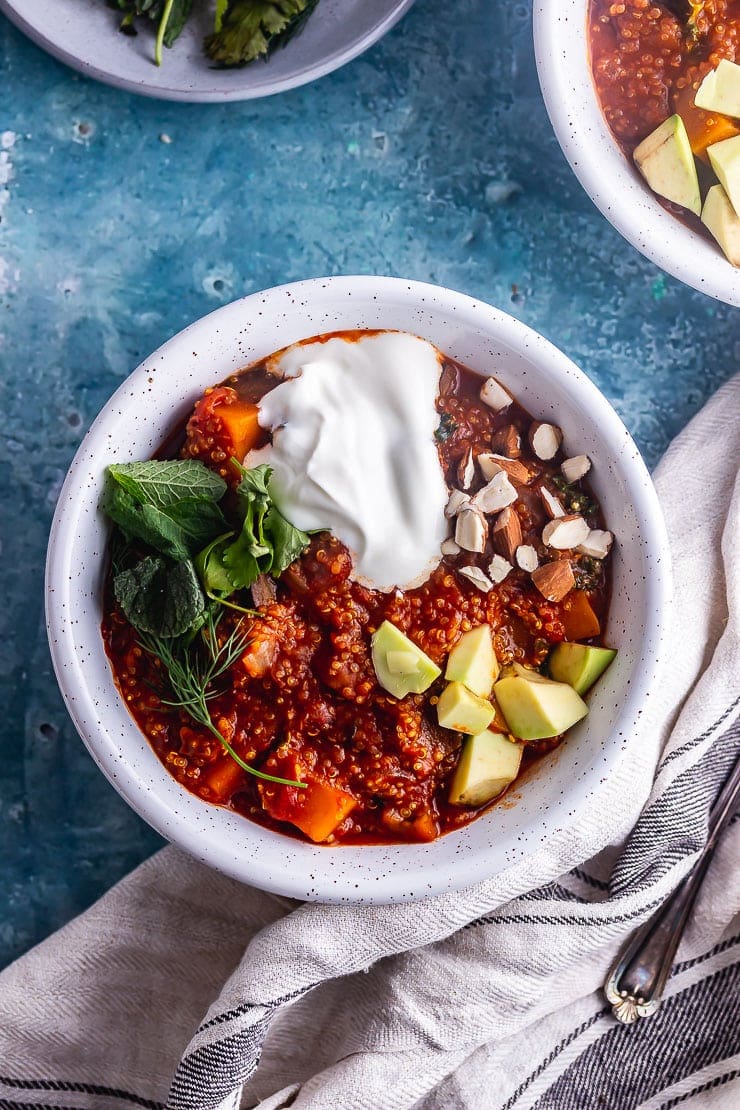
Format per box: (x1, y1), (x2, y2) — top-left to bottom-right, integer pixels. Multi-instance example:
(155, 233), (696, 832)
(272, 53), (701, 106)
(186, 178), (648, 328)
(114, 555), (205, 637)
(162, 0), (192, 46)
(104, 483), (192, 561)
(107, 460), (226, 509)
(164, 497), (229, 550)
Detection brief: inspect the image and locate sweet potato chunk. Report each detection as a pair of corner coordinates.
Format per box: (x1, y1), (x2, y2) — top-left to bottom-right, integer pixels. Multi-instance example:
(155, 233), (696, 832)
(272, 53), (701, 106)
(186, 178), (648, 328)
(202, 756), (244, 802)
(262, 777), (357, 842)
(673, 84), (740, 162)
(184, 386), (262, 474)
(561, 591), (601, 641)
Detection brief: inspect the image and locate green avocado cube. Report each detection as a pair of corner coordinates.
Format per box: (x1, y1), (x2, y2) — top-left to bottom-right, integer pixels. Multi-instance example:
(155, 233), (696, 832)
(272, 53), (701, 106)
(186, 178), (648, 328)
(633, 115), (701, 215)
(449, 729), (523, 807)
(701, 184), (740, 267)
(444, 625), (499, 697)
(695, 59), (740, 118)
(437, 681), (495, 735)
(494, 668), (588, 740)
(548, 642), (617, 696)
(371, 621), (441, 698)
(708, 134), (740, 217)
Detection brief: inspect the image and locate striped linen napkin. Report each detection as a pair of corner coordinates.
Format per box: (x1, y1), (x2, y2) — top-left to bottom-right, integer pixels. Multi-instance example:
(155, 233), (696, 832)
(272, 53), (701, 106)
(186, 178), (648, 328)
(0, 375), (738, 1110)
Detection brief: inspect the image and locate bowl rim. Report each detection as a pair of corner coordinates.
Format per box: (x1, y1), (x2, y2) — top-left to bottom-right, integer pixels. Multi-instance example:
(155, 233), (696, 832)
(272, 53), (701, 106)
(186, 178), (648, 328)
(45, 275), (672, 903)
(533, 0), (740, 308)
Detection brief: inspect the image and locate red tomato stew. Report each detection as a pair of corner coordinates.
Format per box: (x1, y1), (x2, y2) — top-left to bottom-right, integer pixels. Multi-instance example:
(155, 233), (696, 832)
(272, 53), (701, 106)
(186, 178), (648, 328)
(589, 1), (740, 257)
(101, 331), (616, 846)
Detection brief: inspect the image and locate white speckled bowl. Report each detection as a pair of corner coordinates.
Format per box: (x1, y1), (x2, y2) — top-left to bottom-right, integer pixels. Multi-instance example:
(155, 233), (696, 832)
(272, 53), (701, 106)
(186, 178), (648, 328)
(534, 0), (740, 307)
(46, 276), (670, 903)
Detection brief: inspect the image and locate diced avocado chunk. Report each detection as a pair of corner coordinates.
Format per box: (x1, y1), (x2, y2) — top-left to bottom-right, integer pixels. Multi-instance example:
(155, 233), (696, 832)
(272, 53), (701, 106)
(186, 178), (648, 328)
(695, 59), (740, 118)
(449, 729), (523, 807)
(371, 621), (441, 698)
(549, 642), (617, 696)
(494, 668), (588, 740)
(701, 183), (740, 266)
(708, 134), (740, 217)
(437, 681), (495, 735)
(445, 625), (499, 697)
(633, 115), (701, 215)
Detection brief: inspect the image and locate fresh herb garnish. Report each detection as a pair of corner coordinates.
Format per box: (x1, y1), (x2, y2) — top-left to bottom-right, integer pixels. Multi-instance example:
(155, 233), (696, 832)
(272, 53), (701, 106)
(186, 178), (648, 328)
(139, 611), (305, 787)
(200, 461), (310, 595)
(205, 0), (320, 66)
(114, 554), (206, 637)
(108, 460), (227, 506)
(434, 412), (457, 443)
(106, 0), (321, 68)
(573, 556), (603, 592)
(552, 474), (597, 517)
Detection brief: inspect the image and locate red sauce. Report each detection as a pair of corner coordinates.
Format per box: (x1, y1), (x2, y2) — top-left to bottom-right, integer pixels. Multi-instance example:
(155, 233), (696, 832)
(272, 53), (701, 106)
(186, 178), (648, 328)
(102, 337), (611, 846)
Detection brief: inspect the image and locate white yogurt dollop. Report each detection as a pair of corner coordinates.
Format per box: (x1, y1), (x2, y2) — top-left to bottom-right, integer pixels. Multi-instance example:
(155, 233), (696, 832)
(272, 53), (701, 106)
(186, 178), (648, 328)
(251, 331), (448, 592)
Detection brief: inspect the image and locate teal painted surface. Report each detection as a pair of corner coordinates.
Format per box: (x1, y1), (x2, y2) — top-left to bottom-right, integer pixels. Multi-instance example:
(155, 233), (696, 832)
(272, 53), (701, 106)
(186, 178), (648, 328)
(0, 1), (737, 970)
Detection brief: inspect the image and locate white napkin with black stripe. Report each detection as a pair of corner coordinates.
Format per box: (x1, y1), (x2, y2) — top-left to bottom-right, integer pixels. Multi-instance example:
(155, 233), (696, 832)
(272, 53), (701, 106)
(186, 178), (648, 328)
(0, 376), (738, 1110)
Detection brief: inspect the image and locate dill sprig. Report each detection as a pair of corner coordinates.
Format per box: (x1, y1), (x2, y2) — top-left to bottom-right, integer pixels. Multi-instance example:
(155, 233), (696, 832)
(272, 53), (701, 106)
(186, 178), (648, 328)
(139, 610), (305, 788)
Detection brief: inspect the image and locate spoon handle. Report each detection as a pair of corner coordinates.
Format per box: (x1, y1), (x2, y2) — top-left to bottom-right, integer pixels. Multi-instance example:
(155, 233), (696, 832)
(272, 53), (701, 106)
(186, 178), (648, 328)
(604, 752), (740, 1024)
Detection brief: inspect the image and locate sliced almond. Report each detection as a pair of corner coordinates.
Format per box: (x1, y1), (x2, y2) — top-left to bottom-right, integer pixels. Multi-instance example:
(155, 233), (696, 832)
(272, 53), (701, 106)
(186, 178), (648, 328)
(515, 544), (539, 572)
(542, 514), (590, 550)
(492, 423), (521, 458)
(540, 485), (566, 519)
(471, 470), (518, 514)
(455, 506), (488, 553)
(577, 529), (613, 559)
(457, 447), (475, 490)
(445, 488), (470, 518)
(488, 554), (513, 584)
(479, 452), (535, 485)
(457, 565), (494, 593)
(491, 506), (522, 563)
(529, 421), (563, 461)
(441, 537), (461, 557)
(531, 560), (575, 602)
(561, 455), (591, 483)
(480, 376), (513, 412)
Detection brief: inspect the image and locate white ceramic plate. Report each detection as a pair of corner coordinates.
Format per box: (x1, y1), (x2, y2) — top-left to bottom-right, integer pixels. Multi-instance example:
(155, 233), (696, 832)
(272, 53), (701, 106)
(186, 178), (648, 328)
(46, 276), (671, 903)
(534, 0), (740, 307)
(0, 0), (414, 102)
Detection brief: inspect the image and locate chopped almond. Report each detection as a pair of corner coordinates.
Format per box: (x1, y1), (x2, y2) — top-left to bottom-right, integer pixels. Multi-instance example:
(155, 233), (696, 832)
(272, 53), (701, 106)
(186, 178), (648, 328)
(458, 447), (475, 490)
(540, 485), (566, 519)
(531, 560), (575, 603)
(445, 488), (470, 518)
(529, 421), (563, 461)
(479, 452), (535, 485)
(492, 423), (522, 458)
(561, 455), (591, 483)
(515, 544), (538, 572)
(542, 514), (590, 550)
(471, 471), (518, 514)
(458, 565), (494, 592)
(455, 506), (488, 553)
(492, 506), (523, 563)
(488, 554), (513, 584)
(441, 537), (461, 556)
(577, 530), (613, 559)
(480, 377), (513, 412)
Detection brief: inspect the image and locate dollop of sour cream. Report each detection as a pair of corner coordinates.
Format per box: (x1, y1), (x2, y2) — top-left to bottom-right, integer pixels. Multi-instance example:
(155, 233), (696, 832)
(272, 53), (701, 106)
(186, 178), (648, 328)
(250, 331), (448, 592)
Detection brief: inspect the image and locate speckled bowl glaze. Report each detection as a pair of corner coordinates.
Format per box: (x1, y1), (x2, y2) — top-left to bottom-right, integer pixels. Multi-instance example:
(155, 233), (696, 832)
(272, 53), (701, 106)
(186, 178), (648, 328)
(0, 0), (414, 103)
(46, 276), (671, 903)
(534, 0), (740, 307)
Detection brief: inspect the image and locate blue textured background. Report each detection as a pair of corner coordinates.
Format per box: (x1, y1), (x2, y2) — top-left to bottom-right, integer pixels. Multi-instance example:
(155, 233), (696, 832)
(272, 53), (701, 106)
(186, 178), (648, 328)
(0, 0), (737, 971)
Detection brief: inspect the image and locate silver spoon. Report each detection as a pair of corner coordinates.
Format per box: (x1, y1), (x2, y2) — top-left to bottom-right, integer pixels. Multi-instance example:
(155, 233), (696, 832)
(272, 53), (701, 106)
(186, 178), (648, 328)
(604, 751), (740, 1023)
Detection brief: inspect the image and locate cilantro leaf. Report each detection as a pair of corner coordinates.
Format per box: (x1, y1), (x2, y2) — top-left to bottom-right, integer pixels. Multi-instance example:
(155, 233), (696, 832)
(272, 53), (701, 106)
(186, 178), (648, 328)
(107, 460), (226, 509)
(205, 0), (320, 67)
(264, 504), (311, 575)
(114, 555), (205, 638)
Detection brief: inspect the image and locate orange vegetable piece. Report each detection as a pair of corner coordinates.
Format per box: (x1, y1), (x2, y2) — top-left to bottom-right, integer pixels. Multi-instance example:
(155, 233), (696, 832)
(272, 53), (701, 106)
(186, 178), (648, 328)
(673, 84), (740, 162)
(561, 591), (601, 641)
(262, 777), (357, 843)
(202, 756), (244, 802)
(184, 386), (263, 473)
(216, 397), (262, 461)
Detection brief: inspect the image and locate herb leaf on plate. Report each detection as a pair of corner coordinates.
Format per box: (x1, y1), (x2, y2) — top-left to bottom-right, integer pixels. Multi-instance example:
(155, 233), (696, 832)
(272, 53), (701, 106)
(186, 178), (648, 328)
(114, 554), (205, 637)
(205, 0), (320, 67)
(107, 459), (226, 508)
